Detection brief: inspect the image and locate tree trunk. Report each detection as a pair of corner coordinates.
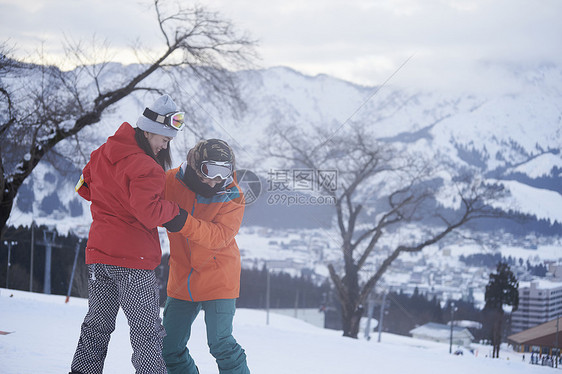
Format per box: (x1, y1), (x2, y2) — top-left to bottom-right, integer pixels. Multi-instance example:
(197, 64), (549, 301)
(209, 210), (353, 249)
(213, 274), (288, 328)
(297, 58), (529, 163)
(0, 183), (16, 235)
(342, 302), (364, 338)
(491, 310), (503, 358)
(340, 259), (364, 338)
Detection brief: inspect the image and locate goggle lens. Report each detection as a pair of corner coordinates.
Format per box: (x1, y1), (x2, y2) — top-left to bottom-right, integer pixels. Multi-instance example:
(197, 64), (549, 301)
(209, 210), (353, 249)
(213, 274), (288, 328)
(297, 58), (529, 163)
(169, 112), (185, 130)
(200, 161), (233, 180)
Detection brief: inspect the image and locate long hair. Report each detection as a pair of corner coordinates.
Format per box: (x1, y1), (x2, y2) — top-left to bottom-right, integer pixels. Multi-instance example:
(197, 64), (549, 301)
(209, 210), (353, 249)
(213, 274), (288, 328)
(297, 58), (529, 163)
(134, 127), (172, 170)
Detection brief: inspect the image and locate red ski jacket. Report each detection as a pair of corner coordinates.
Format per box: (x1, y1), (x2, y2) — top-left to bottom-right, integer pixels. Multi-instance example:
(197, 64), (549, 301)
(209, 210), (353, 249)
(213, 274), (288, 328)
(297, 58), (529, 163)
(76, 122), (179, 270)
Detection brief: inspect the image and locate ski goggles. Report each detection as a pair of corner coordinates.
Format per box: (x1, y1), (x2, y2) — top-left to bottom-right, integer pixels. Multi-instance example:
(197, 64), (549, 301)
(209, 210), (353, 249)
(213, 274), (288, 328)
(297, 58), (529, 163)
(200, 160), (233, 180)
(143, 108), (185, 131)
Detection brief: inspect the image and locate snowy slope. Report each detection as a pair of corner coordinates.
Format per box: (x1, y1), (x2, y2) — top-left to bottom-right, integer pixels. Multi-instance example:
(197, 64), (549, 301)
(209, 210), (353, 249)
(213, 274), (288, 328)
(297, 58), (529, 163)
(0, 288), (547, 374)
(489, 179), (562, 223)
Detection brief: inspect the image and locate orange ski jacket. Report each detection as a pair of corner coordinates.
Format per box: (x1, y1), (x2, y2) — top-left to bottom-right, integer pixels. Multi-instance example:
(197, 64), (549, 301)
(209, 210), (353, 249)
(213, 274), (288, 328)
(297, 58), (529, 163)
(165, 163), (245, 302)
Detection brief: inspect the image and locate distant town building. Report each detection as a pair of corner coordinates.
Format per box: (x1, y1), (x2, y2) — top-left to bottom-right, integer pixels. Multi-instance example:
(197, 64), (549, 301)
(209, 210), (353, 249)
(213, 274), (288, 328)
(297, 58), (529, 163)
(409, 322), (474, 347)
(511, 280), (562, 334)
(548, 264), (562, 280)
(508, 316), (562, 355)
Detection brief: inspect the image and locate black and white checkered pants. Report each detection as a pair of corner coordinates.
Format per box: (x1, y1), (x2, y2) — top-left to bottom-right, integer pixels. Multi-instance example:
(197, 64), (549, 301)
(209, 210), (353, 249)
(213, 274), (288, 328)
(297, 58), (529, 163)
(71, 263), (167, 374)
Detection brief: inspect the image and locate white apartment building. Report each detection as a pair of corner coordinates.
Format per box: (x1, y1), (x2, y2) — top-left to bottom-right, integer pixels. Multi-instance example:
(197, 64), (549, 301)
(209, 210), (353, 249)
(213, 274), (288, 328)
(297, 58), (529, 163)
(511, 280), (562, 334)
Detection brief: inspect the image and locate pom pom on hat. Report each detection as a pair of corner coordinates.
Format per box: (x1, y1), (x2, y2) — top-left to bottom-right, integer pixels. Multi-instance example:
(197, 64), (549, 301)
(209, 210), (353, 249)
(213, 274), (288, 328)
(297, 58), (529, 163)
(136, 94), (180, 137)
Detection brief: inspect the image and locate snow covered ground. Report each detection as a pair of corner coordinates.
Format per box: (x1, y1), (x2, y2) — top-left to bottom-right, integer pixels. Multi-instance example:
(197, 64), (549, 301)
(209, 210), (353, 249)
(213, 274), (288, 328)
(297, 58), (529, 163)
(0, 288), (551, 374)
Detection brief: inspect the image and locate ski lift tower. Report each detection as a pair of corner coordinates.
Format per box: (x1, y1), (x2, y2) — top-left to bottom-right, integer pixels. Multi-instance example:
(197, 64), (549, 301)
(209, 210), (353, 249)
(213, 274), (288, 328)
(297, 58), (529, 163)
(37, 227), (62, 294)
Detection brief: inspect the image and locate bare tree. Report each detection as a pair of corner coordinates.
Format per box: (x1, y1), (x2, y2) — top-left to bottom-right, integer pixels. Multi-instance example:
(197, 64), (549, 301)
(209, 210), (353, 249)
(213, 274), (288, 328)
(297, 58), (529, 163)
(0, 0), (257, 234)
(265, 122), (508, 338)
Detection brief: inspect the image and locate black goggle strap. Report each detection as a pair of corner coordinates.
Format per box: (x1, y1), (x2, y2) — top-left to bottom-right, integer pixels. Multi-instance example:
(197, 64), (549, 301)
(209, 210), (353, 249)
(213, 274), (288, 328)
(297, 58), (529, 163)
(143, 108), (184, 130)
(143, 108), (167, 124)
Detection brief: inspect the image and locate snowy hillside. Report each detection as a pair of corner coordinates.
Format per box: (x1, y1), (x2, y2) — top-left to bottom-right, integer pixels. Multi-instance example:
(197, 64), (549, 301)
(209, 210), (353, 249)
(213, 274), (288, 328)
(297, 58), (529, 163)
(0, 288), (547, 374)
(8, 63), (562, 233)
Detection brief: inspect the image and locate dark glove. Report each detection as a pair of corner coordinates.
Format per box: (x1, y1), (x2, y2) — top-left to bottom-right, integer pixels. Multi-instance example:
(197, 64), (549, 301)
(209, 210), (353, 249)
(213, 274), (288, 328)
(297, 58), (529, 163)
(163, 208), (188, 232)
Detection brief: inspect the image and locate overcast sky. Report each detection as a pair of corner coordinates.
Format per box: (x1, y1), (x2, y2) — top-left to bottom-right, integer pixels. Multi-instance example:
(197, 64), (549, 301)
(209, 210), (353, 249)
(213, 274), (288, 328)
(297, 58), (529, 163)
(1, 0), (561, 90)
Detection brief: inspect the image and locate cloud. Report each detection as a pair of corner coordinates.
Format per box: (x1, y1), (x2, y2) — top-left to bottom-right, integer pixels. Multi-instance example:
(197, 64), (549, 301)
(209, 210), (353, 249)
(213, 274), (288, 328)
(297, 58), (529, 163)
(2, 0), (561, 90)
(209, 0), (562, 89)
(1, 0), (158, 63)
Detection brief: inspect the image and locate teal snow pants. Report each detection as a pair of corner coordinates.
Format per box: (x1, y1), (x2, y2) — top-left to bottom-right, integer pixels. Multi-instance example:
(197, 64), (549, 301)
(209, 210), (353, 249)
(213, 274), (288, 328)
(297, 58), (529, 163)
(162, 297), (250, 374)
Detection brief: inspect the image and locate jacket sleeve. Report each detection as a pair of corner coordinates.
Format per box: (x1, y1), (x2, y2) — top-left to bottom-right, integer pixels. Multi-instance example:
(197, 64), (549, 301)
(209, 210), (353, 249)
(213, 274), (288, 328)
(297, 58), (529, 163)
(75, 161), (91, 201)
(178, 200), (244, 250)
(128, 166), (180, 229)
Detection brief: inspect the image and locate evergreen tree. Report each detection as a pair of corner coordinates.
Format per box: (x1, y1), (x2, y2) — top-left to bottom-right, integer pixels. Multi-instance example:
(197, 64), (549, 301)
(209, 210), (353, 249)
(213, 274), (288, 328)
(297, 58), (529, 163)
(483, 262), (519, 358)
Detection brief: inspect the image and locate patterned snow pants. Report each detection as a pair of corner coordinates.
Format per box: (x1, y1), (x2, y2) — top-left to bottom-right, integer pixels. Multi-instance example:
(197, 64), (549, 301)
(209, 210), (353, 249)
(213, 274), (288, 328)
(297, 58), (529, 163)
(71, 263), (167, 374)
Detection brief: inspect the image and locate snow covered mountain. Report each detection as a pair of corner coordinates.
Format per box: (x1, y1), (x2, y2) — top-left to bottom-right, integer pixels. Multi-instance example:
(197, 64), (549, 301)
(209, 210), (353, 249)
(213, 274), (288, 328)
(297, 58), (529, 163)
(8, 63), (562, 235)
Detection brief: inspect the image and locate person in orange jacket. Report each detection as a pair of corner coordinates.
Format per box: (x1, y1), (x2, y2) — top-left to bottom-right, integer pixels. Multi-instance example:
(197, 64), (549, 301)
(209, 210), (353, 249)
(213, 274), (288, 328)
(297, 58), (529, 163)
(161, 139), (250, 374)
(70, 94), (187, 374)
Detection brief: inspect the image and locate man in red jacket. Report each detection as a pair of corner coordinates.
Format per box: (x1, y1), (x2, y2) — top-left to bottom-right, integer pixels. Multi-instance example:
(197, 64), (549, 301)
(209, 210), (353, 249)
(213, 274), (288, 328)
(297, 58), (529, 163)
(70, 94), (186, 374)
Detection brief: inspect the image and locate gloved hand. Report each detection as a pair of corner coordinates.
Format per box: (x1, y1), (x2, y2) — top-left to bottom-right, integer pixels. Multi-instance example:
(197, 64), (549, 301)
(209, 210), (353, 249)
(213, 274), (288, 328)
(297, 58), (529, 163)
(163, 208), (188, 232)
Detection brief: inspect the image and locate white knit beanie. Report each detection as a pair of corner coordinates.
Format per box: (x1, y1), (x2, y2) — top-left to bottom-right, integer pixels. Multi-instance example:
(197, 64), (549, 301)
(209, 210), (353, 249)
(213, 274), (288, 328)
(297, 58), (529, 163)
(136, 94), (180, 137)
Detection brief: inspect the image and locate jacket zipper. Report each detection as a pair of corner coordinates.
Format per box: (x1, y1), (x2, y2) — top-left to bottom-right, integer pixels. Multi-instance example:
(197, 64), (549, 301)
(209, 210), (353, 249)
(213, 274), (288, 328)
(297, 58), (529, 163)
(186, 198), (197, 302)
(187, 267), (195, 302)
